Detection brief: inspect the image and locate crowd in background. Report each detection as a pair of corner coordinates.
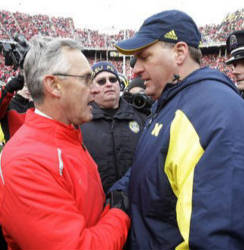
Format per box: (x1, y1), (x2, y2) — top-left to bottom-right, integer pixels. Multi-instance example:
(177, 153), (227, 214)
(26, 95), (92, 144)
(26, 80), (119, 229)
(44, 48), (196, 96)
(1, 8), (243, 81)
(200, 9), (244, 44)
(201, 55), (234, 81)
(0, 10), (134, 48)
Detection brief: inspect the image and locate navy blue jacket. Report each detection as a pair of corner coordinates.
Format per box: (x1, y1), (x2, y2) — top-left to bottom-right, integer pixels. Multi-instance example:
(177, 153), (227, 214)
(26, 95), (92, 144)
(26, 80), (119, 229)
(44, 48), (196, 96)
(112, 67), (244, 250)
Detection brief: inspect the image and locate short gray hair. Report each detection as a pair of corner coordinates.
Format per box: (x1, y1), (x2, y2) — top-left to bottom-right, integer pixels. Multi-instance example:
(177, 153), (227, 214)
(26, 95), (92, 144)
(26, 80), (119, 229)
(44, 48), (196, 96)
(160, 41), (202, 64)
(24, 36), (83, 104)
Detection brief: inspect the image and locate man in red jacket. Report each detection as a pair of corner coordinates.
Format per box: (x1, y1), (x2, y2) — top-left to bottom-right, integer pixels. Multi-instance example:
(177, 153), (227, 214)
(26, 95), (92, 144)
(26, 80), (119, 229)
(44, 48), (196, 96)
(0, 36), (130, 250)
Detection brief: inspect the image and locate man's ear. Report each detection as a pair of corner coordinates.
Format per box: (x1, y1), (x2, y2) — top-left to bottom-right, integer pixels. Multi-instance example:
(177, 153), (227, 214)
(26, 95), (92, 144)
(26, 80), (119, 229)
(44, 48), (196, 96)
(43, 75), (61, 97)
(174, 42), (188, 65)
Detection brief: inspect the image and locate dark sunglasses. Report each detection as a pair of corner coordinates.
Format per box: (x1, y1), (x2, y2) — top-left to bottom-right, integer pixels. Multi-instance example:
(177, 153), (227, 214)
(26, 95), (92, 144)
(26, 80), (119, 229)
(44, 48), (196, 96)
(96, 76), (118, 86)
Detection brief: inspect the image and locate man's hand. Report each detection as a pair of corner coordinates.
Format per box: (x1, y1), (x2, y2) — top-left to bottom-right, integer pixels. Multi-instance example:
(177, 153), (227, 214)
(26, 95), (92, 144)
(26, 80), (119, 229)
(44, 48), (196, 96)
(106, 190), (129, 214)
(5, 74), (24, 93)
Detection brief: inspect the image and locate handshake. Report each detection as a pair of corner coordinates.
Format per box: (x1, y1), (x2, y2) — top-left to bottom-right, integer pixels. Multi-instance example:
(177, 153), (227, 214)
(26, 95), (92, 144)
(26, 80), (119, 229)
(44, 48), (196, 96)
(106, 190), (129, 214)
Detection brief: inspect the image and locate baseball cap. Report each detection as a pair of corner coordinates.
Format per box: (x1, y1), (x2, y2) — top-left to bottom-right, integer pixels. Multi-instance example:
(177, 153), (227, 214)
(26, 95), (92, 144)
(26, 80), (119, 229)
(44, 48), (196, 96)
(115, 10), (202, 55)
(226, 30), (244, 65)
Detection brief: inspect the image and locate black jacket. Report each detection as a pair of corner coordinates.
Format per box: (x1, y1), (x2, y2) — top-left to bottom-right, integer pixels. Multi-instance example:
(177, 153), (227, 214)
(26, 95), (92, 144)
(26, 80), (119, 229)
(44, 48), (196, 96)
(0, 86), (34, 142)
(81, 98), (146, 193)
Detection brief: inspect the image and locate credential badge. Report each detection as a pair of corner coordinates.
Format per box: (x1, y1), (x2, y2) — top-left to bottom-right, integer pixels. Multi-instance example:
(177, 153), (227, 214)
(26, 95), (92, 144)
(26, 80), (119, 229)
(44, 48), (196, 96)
(229, 34), (238, 51)
(129, 121), (140, 134)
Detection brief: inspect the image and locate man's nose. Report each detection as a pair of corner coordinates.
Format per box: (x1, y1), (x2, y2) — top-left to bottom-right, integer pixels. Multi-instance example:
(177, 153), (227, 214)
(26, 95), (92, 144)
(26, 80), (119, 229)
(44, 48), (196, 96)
(233, 66), (238, 73)
(90, 82), (100, 96)
(105, 79), (113, 86)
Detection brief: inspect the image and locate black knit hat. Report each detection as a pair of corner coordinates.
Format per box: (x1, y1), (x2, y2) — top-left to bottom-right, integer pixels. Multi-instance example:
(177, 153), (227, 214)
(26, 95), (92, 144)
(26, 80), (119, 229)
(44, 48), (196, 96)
(91, 61), (119, 79)
(127, 77), (145, 91)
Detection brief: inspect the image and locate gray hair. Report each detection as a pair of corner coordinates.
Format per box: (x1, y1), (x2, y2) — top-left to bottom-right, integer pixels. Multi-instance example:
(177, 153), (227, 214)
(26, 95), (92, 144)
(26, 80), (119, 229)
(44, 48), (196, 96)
(24, 36), (83, 104)
(160, 41), (202, 64)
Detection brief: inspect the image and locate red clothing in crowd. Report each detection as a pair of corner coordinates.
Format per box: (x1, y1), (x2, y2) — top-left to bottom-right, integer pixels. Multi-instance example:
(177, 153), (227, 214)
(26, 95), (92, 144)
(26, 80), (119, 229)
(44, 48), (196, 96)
(0, 86), (33, 142)
(0, 109), (130, 250)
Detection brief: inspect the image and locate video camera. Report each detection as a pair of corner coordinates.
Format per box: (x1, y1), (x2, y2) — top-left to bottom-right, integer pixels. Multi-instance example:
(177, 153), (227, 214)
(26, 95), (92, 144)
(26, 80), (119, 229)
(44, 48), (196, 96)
(123, 91), (153, 115)
(0, 34), (30, 70)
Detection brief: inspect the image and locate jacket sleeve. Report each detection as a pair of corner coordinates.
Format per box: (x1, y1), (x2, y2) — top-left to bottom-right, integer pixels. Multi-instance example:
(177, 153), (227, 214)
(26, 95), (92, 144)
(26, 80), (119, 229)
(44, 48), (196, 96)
(164, 109), (244, 250)
(0, 86), (14, 120)
(109, 168), (131, 194)
(1, 157), (130, 250)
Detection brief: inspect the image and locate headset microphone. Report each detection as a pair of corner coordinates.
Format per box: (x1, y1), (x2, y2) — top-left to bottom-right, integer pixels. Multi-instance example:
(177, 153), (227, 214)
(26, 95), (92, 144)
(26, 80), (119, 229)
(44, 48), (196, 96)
(173, 74), (180, 83)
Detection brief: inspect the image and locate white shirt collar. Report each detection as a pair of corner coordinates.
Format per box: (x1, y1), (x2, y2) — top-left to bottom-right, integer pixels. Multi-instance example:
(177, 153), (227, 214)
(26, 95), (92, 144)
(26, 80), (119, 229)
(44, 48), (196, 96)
(34, 108), (53, 120)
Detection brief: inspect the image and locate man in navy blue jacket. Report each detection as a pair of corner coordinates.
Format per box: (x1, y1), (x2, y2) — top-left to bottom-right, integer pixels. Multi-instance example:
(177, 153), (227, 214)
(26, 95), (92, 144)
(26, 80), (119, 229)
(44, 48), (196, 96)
(111, 9), (244, 250)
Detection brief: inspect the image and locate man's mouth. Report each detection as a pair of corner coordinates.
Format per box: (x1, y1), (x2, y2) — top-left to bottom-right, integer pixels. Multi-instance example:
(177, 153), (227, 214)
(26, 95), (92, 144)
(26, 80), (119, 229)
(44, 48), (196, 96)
(105, 90), (114, 94)
(88, 100), (94, 105)
(144, 79), (150, 86)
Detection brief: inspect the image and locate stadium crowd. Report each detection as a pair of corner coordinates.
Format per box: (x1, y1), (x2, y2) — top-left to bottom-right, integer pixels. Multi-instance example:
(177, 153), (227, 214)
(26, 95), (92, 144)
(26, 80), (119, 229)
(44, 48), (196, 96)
(200, 9), (244, 44)
(0, 8), (243, 81)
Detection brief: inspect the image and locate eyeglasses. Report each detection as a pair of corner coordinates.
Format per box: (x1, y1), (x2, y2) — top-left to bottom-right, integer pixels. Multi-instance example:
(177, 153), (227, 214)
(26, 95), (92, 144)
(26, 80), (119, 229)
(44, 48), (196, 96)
(53, 73), (92, 85)
(96, 76), (118, 86)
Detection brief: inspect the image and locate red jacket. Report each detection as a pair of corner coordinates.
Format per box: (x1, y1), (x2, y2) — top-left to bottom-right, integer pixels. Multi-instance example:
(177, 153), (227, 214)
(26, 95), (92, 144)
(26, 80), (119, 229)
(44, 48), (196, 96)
(0, 109), (130, 250)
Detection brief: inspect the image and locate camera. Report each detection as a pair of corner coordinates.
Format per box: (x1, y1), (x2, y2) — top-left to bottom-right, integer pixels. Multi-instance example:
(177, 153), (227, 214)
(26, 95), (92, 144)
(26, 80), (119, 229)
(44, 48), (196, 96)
(123, 91), (153, 115)
(0, 34), (30, 70)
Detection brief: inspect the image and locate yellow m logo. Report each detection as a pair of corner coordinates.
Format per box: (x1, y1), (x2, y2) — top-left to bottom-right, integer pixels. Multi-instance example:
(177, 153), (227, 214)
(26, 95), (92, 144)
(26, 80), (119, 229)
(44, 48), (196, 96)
(151, 123), (163, 137)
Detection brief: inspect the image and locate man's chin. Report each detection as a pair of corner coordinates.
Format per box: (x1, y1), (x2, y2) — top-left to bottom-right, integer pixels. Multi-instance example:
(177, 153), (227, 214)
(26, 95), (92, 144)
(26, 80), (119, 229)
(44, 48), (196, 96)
(87, 112), (93, 122)
(145, 90), (158, 101)
(103, 98), (118, 108)
(79, 111), (93, 124)
(145, 88), (152, 96)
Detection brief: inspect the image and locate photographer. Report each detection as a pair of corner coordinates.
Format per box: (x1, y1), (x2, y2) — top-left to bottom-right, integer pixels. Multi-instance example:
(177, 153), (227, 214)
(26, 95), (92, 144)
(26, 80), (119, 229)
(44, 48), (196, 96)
(123, 77), (153, 116)
(0, 74), (34, 142)
(0, 34), (33, 142)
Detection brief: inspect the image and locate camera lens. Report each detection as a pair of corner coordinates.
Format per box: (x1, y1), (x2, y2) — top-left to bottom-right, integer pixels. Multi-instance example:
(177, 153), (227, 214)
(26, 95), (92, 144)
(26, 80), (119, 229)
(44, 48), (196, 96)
(133, 94), (147, 109)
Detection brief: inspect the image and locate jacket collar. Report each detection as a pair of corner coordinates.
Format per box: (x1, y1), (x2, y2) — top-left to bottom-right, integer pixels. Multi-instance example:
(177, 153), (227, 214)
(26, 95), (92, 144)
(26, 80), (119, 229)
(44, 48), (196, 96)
(25, 108), (82, 146)
(155, 67), (238, 113)
(91, 98), (137, 120)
